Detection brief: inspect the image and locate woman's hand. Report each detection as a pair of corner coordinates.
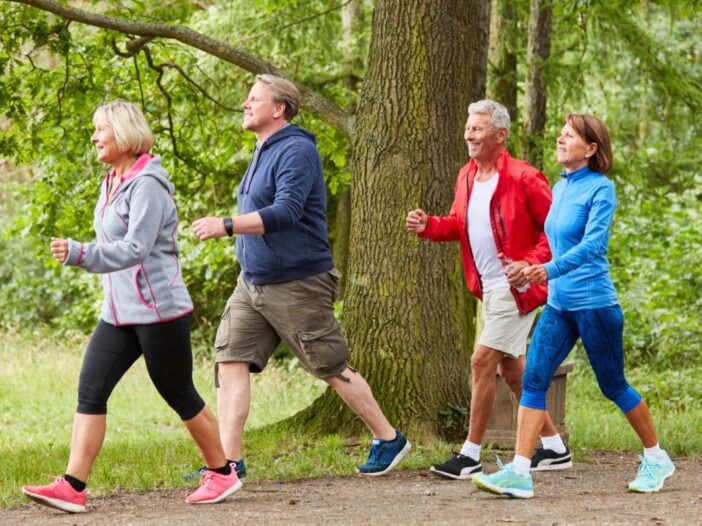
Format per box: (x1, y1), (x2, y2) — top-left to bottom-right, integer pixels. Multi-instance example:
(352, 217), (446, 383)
(50, 237), (69, 263)
(406, 209), (428, 234)
(523, 264), (549, 284)
(504, 259), (530, 289)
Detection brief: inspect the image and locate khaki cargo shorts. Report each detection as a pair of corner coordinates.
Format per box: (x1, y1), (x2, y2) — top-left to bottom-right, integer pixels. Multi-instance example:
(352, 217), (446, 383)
(479, 287), (537, 358)
(214, 268), (351, 383)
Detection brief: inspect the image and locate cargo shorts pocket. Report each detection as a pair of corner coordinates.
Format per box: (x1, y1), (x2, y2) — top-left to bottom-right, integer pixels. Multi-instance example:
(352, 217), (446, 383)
(214, 305), (231, 351)
(297, 320), (350, 371)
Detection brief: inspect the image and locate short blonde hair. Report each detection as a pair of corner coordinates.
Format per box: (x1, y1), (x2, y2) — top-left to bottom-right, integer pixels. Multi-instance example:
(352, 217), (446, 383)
(93, 100), (153, 156)
(255, 74), (300, 121)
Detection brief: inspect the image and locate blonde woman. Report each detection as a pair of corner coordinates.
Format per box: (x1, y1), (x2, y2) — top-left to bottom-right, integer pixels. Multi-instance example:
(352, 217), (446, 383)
(22, 100), (240, 513)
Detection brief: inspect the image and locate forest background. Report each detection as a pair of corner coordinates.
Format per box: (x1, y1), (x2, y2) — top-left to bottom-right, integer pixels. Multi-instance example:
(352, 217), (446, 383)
(0, 0), (700, 506)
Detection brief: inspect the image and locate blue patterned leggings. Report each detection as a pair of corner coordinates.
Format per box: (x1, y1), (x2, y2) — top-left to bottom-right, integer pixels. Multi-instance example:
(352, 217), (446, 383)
(521, 304), (642, 413)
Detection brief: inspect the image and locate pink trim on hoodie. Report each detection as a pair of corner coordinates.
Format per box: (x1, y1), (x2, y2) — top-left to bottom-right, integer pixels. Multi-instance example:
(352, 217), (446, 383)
(134, 266), (156, 310)
(107, 273), (121, 326)
(121, 153), (153, 183)
(113, 194), (128, 227)
(75, 244), (85, 266)
(168, 212), (180, 288)
(140, 264), (162, 319)
(105, 154), (153, 203)
(115, 308), (194, 326)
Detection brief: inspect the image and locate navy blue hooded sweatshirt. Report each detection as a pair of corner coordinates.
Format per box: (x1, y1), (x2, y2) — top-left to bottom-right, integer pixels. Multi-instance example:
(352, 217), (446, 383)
(236, 124), (334, 284)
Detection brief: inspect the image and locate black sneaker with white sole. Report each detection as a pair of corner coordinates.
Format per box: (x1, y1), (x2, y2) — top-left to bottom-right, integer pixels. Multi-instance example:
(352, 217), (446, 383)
(530, 446), (573, 471)
(430, 452), (482, 480)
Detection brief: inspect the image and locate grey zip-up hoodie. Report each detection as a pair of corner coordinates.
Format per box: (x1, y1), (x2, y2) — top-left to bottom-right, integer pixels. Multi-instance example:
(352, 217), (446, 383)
(64, 154), (193, 325)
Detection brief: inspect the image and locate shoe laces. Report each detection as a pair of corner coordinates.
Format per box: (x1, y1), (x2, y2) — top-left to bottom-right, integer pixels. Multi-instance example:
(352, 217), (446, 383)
(635, 455), (656, 480)
(199, 469), (217, 487)
(366, 442), (382, 464)
(496, 455), (506, 470)
(449, 451), (469, 464)
(49, 477), (64, 489)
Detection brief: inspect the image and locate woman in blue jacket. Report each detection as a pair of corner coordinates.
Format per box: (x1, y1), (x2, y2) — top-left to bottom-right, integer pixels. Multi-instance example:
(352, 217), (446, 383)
(472, 114), (674, 498)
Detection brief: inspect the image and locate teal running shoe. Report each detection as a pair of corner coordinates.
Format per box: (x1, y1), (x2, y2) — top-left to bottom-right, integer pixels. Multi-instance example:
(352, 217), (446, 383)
(628, 453), (675, 493)
(472, 457), (534, 499)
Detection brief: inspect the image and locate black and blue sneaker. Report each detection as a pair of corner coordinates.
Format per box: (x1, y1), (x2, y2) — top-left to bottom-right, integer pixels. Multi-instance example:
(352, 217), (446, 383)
(356, 430), (411, 476)
(430, 451), (482, 479)
(182, 459), (247, 480)
(530, 447), (572, 471)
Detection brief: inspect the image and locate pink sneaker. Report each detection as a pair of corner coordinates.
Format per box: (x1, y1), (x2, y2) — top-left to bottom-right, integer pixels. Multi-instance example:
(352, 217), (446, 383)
(185, 468), (242, 504)
(22, 477), (87, 513)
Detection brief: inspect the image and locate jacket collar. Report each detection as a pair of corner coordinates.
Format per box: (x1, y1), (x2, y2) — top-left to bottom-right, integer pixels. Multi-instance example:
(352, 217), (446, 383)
(561, 165), (595, 181)
(467, 148), (510, 179)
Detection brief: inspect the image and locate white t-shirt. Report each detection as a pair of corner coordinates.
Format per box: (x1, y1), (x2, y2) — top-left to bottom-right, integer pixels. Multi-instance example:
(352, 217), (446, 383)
(467, 173), (508, 292)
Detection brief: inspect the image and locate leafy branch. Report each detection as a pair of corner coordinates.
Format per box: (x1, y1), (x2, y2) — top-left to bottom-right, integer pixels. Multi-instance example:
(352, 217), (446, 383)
(111, 38), (239, 112)
(9, 0), (355, 138)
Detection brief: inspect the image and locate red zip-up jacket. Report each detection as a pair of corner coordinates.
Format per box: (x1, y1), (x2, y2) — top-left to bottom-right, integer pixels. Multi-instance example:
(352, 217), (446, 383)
(419, 149), (552, 314)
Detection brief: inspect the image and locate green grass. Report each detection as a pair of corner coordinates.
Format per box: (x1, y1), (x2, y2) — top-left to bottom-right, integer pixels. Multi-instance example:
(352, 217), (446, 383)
(566, 355), (702, 456)
(2, 328), (701, 508)
(0, 326), (452, 508)
(0, 326), (327, 506)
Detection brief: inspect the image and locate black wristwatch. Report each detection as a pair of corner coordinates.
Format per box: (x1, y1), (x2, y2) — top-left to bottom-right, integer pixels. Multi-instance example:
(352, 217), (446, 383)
(222, 217), (234, 237)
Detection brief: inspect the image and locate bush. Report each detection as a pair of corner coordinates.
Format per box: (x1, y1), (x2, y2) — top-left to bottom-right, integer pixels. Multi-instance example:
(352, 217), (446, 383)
(609, 178), (702, 368)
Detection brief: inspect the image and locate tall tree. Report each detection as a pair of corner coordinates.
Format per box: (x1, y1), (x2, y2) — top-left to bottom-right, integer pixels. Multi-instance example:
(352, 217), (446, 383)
(488, 0), (519, 123)
(523, 0), (552, 168)
(331, 0), (365, 297)
(5, 0), (489, 438)
(298, 0), (487, 435)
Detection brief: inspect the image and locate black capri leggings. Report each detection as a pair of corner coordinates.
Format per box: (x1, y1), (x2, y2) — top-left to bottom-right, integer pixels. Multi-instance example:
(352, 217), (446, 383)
(77, 313), (205, 420)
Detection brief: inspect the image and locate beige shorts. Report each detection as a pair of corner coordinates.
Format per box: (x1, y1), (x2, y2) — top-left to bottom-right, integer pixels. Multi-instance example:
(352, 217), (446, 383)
(479, 287), (537, 358)
(214, 269), (350, 383)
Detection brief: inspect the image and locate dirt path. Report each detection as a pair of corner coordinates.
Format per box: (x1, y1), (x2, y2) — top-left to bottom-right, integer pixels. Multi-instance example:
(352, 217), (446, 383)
(3, 452), (700, 525)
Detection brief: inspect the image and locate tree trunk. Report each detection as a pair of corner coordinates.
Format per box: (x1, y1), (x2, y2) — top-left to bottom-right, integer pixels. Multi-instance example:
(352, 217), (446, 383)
(523, 0), (552, 168)
(294, 0), (489, 440)
(488, 0), (519, 124)
(332, 0), (365, 297)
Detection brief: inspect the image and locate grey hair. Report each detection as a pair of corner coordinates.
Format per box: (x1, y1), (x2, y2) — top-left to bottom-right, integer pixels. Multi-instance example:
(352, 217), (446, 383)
(468, 99), (511, 134)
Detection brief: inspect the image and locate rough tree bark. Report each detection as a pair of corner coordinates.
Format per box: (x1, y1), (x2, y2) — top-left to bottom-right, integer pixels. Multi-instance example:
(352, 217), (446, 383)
(294, 0), (489, 438)
(523, 0), (552, 169)
(488, 0), (519, 124)
(331, 0), (365, 297)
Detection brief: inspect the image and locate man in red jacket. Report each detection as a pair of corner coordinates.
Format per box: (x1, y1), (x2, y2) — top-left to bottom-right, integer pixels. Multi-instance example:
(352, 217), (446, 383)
(406, 100), (571, 479)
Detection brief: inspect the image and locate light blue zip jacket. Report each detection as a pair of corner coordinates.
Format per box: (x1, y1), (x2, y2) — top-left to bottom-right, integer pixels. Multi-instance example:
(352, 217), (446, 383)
(543, 165), (618, 310)
(64, 154), (193, 325)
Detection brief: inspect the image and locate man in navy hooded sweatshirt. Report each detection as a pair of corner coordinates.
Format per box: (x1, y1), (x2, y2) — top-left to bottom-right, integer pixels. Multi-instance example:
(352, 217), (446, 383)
(193, 74), (410, 477)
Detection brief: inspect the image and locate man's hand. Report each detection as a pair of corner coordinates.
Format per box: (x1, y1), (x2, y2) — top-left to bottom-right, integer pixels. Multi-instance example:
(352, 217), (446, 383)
(523, 264), (548, 285)
(505, 259), (530, 289)
(50, 237), (69, 263)
(406, 209), (428, 234)
(192, 217), (227, 240)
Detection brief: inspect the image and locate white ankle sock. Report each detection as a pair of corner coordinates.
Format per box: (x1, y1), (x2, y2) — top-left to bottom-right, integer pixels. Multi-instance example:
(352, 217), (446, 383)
(459, 440), (481, 462)
(643, 444), (664, 460)
(540, 434), (566, 454)
(512, 455), (531, 477)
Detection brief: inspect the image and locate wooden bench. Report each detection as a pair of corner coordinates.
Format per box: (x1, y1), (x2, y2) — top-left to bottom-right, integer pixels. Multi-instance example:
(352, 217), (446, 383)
(483, 363), (572, 447)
